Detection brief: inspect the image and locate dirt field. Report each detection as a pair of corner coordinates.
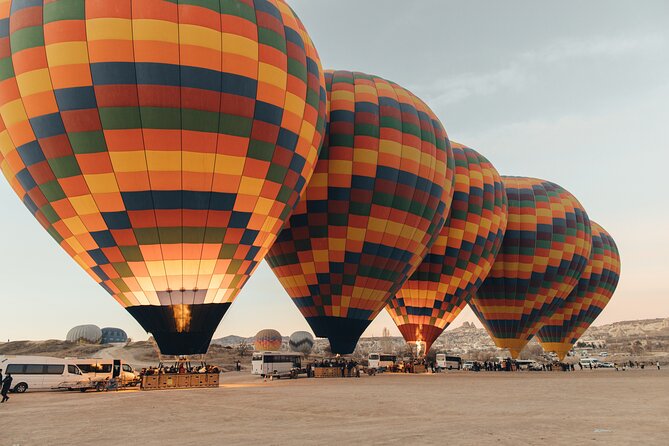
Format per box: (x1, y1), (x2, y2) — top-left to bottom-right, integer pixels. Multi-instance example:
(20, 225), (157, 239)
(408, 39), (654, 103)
(0, 369), (667, 445)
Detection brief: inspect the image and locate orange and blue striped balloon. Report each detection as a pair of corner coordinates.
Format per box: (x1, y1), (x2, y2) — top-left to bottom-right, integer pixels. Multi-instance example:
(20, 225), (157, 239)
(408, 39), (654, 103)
(266, 70), (455, 354)
(537, 222), (620, 360)
(0, 0), (327, 355)
(386, 143), (507, 354)
(469, 177), (592, 358)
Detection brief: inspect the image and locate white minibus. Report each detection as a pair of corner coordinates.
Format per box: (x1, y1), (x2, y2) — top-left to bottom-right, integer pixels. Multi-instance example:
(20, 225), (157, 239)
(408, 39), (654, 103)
(74, 359), (140, 385)
(0, 356), (86, 392)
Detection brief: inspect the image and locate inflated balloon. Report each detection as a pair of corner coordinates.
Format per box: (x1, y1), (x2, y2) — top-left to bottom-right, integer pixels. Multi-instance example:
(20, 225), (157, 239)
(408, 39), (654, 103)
(254, 329), (283, 352)
(0, 0), (327, 355)
(267, 70), (455, 355)
(469, 177), (592, 358)
(289, 331), (314, 355)
(537, 222), (620, 360)
(387, 143), (507, 354)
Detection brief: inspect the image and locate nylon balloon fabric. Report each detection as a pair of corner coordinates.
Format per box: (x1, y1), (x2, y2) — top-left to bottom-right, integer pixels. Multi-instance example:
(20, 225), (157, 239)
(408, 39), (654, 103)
(266, 70), (455, 355)
(386, 143), (508, 354)
(468, 177), (592, 358)
(0, 0), (327, 355)
(536, 222), (620, 360)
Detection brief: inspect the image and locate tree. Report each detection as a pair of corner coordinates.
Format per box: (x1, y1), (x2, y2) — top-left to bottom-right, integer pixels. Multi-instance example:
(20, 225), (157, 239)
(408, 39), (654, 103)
(236, 340), (251, 358)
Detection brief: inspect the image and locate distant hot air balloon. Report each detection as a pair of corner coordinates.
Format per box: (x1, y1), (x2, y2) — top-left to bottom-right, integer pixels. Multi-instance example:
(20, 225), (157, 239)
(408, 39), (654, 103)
(537, 222), (620, 360)
(254, 329), (283, 352)
(266, 70), (455, 355)
(469, 177), (592, 358)
(386, 143), (507, 354)
(0, 0), (327, 355)
(289, 331), (314, 355)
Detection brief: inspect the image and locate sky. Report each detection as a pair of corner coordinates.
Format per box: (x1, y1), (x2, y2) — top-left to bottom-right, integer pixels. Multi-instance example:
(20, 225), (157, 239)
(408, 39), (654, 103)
(0, 0), (668, 341)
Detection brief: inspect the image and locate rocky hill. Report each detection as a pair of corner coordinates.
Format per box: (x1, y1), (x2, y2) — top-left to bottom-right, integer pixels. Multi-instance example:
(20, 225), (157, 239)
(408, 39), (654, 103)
(2, 318), (667, 366)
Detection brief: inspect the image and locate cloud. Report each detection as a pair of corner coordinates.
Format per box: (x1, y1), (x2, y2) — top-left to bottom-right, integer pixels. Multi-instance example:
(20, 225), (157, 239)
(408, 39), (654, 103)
(521, 33), (666, 64)
(412, 33), (666, 107)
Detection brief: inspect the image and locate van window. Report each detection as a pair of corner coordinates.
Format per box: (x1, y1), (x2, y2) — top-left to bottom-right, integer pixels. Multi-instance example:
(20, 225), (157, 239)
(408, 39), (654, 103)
(77, 364), (94, 373)
(122, 364), (132, 372)
(46, 365), (65, 374)
(6, 364), (25, 374)
(68, 365), (81, 375)
(25, 364), (45, 374)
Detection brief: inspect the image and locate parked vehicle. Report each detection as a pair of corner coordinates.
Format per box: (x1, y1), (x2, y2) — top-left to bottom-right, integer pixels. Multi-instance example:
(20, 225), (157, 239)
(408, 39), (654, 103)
(368, 354), (397, 371)
(580, 358), (600, 368)
(252, 352), (303, 378)
(598, 362), (615, 368)
(435, 354), (462, 370)
(515, 360), (542, 371)
(74, 359), (140, 389)
(462, 361), (475, 371)
(599, 352), (609, 357)
(0, 356), (87, 393)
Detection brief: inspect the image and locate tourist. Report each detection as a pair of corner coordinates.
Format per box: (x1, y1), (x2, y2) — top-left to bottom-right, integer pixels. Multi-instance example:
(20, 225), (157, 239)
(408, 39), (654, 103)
(1, 373), (13, 403)
(657, 361), (661, 371)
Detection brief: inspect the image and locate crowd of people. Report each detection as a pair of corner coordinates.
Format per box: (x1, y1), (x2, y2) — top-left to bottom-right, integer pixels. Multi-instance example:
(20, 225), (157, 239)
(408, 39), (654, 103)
(140, 364), (220, 376)
(309, 358), (360, 377)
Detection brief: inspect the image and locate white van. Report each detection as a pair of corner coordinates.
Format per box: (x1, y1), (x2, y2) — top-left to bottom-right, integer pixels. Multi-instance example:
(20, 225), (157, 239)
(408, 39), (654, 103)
(74, 359), (139, 385)
(580, 358), (600, 368)
(0, 356), (87, 392)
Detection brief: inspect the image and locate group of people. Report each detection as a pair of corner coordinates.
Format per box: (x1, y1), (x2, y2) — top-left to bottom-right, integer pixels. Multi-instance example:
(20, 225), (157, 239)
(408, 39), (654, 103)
(309, 359), (360, 377)
(611, 361), (661, 371)
(140, 364), (220, 376)
(0, 368), (12, 403)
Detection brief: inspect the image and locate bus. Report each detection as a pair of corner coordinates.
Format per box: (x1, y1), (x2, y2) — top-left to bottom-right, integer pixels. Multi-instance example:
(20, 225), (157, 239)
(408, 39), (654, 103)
(251, 352), (303, 378)
(435, 354), (462, 370)
(0, 356), (87, 393)
(368, 354), (397, 371)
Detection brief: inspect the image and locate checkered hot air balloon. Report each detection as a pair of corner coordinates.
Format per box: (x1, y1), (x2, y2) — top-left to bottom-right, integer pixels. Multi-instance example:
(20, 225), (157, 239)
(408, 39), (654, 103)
(468, 177), (592, 358)
(266, 70), (455, 355)
(386, 143), (508, 354)
(0, 0), (327, 355)
(536, 222), (620, 360)
(254, 329), (283, 352)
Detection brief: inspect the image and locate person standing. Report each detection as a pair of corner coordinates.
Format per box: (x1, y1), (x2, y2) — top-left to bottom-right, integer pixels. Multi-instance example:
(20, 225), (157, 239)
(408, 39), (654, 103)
(658, 361), (661, 371)
(1, 373), (13, 403)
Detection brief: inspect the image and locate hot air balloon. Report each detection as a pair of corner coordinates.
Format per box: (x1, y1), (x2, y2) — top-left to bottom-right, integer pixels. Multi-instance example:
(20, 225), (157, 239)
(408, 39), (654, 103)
(266, 70), (455, 355)
(0, 0), (327, 355)
(537, 222), (620, 360)
(254, 329), (283, 351)
(468, 177), (592, 358)
(289, 331), (314, 355)
(386, 143), (507, 354)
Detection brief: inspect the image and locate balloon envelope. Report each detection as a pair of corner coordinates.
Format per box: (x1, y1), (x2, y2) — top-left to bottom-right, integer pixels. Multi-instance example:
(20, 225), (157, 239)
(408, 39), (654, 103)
(0, 0), (326, 355)
(537, 222), (621, 360)
(289, 331), (314, 354)
(267, 70), (455, 354)
(387, 143), (507, 353)
(469, 177), (592, 358)
(254, 329), (283, 352)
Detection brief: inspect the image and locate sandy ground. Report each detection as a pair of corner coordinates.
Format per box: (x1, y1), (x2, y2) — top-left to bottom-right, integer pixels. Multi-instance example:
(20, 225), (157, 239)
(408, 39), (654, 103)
(0, 369), (667, 445)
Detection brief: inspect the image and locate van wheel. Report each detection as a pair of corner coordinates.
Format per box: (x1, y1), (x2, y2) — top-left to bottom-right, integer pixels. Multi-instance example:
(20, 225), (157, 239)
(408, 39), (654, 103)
(95, 382), (105, 392)
(14, 382), (28, 393)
